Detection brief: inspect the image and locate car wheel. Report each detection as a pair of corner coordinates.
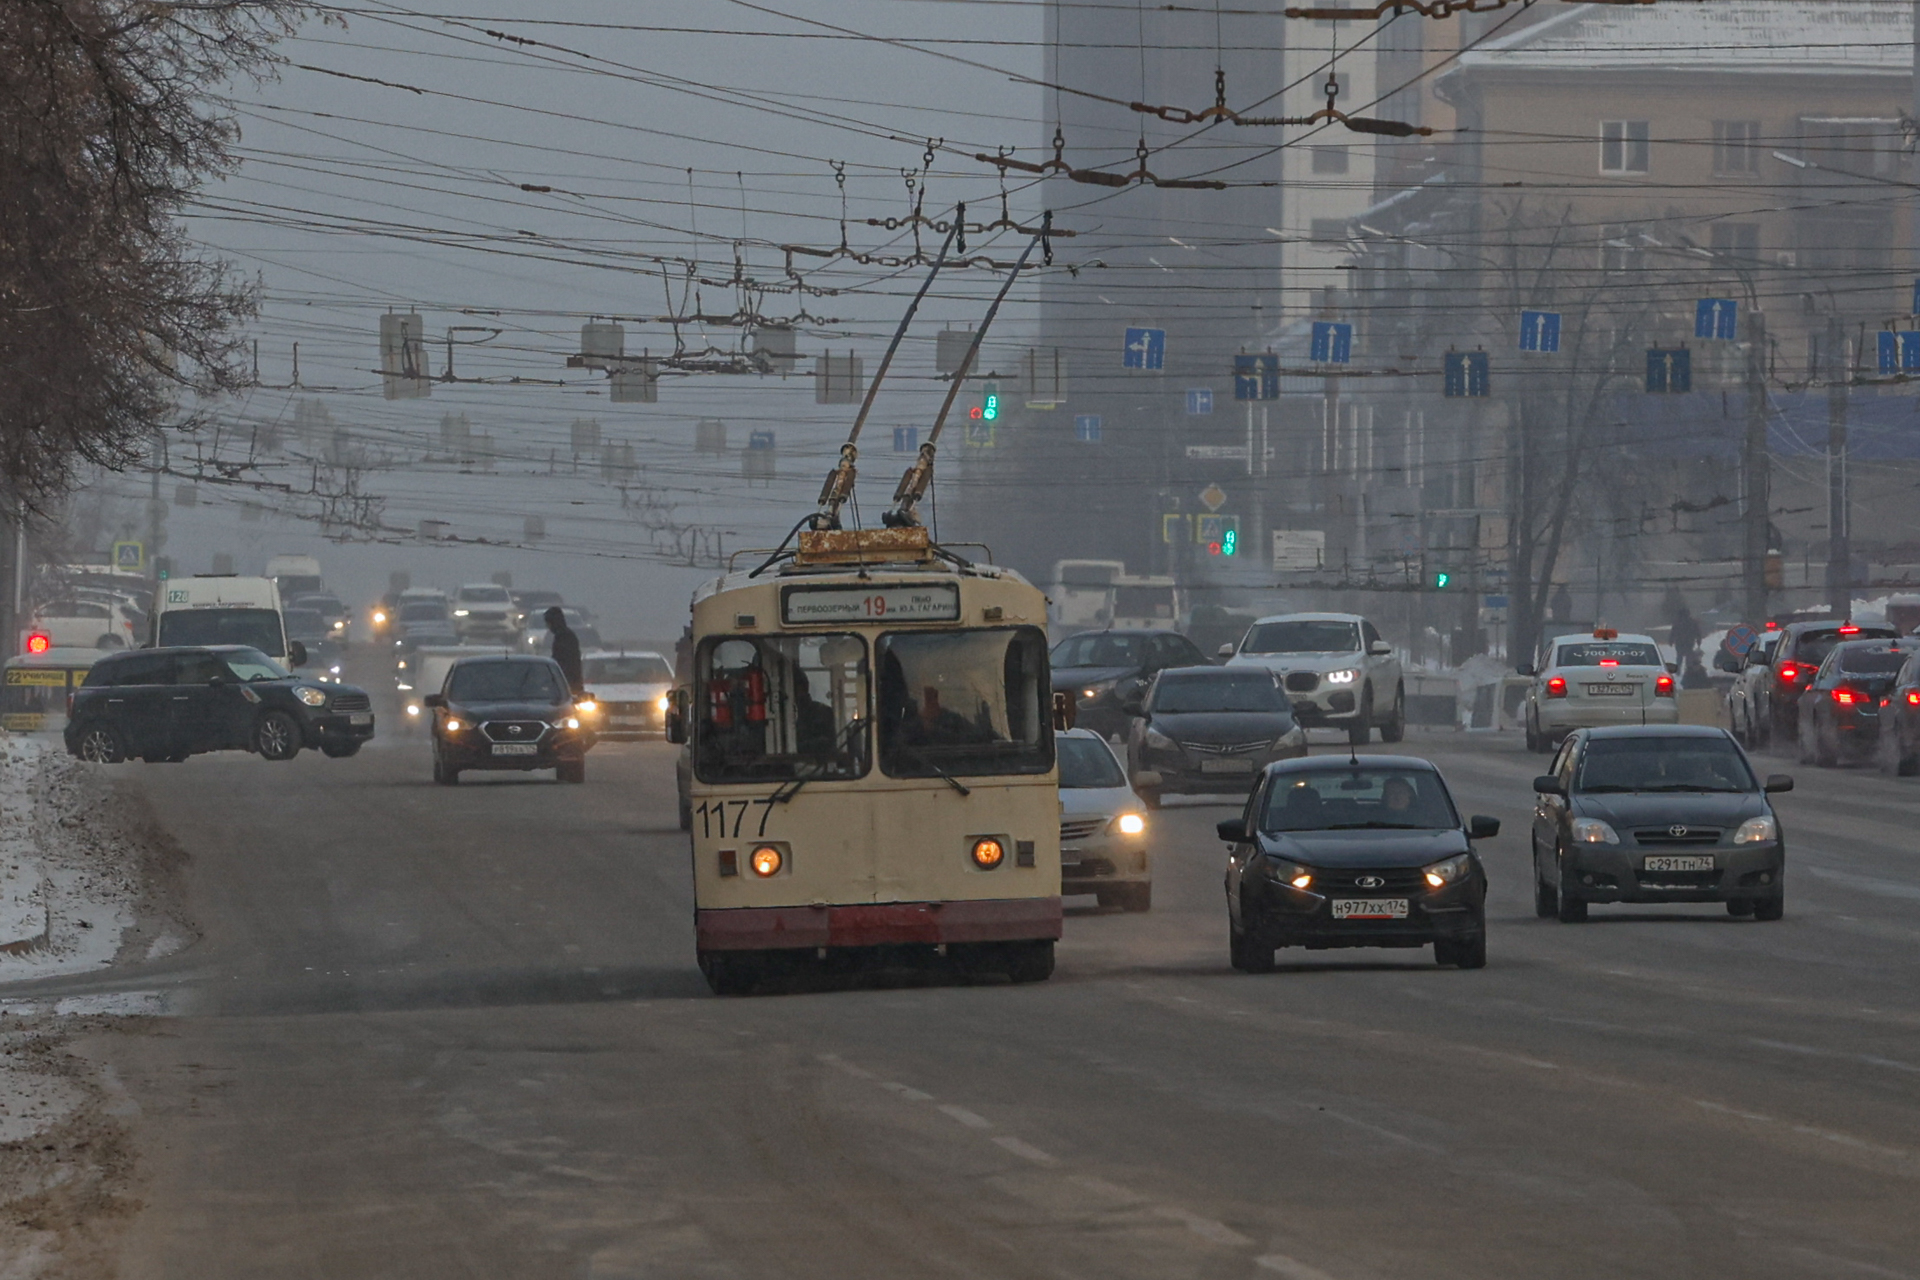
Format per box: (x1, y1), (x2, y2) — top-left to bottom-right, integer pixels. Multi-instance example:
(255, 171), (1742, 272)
(1534, 868), (1559, 918)
(1378, 684), (1406, 743)
(1524, 717), (1540, 753)
(321, 742), (361, 759)
(254, 710), (302, 761)
(1555, 855), (1587, 922)
(1813, 724), (1839, 769)
(1347, 689), (1372, 747)
(1436, 929), (1486, 969)
(1726, 899), (1755, 918)
(1003, 940), (1055, 983)
(1753, 894), (1784, 922)
(556, 759), (586, 784)
(432, 747), (459, 785)
(75, 726), (126, 764)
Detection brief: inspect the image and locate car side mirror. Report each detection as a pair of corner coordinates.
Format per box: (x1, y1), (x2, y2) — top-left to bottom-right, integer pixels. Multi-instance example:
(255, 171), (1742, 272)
(1713, 651), (1740, 673)
(1467, 815), (1501, 840)
(1666, 662), (1680, 674)
(1369, 640), (1392, 657)
(1215, 818), (1248, 843)
(1764, 774), (1794, 794)
(1217, 643), (1235, 659)
(423, 694), (445, 709)
(1533, 775), (1566, 796)
(1515, 663), (1535, 677)
(664, 688), (689, 745)
(287, 640), (308, 668)
(1051, 690), (1077, 732)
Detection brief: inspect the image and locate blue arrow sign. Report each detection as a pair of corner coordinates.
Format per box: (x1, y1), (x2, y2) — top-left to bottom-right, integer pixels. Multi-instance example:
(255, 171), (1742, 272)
(1877, 331), (1920, 374)
(1646, 348), (1692, 394)
(1310, 321), (1353, 365)
(892, 426), (918, 453)
(1695, 298), (1738, 342)
(1519, 310), (1561, 353)
(1233, 354), (1279, 401)
(1444, 351), (1490, 398)
(1074, 414), (1103, 443)
(1186, 388), (1213, 415)
(1123, 327), (1165, 370)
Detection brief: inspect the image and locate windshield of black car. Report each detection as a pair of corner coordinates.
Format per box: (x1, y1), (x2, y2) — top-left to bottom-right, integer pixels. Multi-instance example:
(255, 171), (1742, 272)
(1051, 634), (1144, 668)
(1556, 642), (1661, 667)
(584, 656), (672, 683)
(448, 661), (566, 704)
(1576, 736), (1755, 793)
(222, 649), (289, 682)
(1261, 769), (1459, 832)
(1241, 620), (1359, 654)
(1151, 673), (1286, 714)
(158, 608), (283, 654)
(1058, 736), (1127, 789)
(1836, 646), (1907, 676)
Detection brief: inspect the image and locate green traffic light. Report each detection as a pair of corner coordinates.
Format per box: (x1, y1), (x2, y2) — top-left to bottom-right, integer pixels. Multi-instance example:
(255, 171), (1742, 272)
(983, 393), (998, 421)
(1434, 571), (1450, 589)
(1222, 528), (1237, 556)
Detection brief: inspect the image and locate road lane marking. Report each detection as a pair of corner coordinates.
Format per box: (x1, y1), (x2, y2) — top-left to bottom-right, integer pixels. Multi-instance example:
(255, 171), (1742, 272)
(991, 1135), (1059, 1166)
(1152, 1206), (1251, 1246)
(1749, 1038), (1920, 1075)
(938, 1104), (993, 1129)
(1801, 865), (1920, 902)
(1257, 1254), (1343, 1280)
(881, 1081), (934, 1102)
(815, 1053), (874, 1079)
(1693, 1100), (1913, 1161)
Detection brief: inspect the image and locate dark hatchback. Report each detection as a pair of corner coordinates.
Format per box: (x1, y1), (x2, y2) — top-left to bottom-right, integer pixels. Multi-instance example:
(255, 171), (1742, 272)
(1532, 726), (1790, 922)
(427, 655), (593, 784)
(1798, 638), (1915, 767)
(66, 645), (374, 763)
(1221, 756), (1496, 970)
(1878, 648), (1920, 777)
(1050, 629), (1209, 738)
(1125, 667), (1307, 807)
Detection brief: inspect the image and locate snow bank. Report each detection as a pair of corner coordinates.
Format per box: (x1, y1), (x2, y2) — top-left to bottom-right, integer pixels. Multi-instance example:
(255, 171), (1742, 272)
(0, 737), (136, 979)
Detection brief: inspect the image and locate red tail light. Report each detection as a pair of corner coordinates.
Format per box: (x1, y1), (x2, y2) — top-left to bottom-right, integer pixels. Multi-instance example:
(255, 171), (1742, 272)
(24, 633), (50, 655)
(1833, 689), (1859, 705)
(1655, 674), (1675, 697)
(1908, 690), (1920, 706)
(1599, 659), (1619, 667)
(1776, 662), (1802, 685)
(1546, 676), (1568, 698)
(1839, 625), (1860, 635)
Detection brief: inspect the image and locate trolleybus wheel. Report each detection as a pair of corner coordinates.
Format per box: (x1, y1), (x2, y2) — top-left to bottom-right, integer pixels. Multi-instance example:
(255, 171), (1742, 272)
(1003, 940), (1054, 984)
(700, 951), (761, 996)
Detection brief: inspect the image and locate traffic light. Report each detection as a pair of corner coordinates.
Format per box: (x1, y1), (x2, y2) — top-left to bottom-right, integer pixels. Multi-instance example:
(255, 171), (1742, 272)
(1432, 569), (1452, 590)
(1196, 514), (1239, 556)
(981, 379), (1000, 422)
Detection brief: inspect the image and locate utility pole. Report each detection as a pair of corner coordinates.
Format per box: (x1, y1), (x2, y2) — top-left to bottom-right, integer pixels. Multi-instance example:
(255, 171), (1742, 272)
(1742, 310), (1770, 622)
(1824, 315), (1851, 617)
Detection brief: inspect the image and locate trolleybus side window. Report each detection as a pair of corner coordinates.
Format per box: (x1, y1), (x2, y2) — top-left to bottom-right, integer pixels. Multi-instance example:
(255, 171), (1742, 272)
(694, 633), (869, 783)
(876, 627), (1052, 778)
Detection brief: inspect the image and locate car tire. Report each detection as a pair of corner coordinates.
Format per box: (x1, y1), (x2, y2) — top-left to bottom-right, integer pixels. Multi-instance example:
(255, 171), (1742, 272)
(1813, 724), (1839, 769)
(1753, 894), (1784, 922)
(254, 710), (302, 761)
(556, 759), (586, 784)
(1378, 684), (1406, 743)
(95, 634), (124, 651)
(1555, 856), (1588, 922)
(321, 742), (361, 759)
(74, 726), (126, 763)
(1348, 689), (1372, 747)
(1534, 869), (1559, 918)
(1436, 929), (1487, 969)
(1524, 718), (1540, 753)
(1726, 899), (1755, 918)
(1003, 940), (1055, 984)
(432, 748), (460, 786)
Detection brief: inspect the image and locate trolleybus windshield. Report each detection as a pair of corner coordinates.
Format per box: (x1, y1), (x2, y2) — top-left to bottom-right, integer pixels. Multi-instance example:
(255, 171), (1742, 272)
(695, 633), (869, 783)
(877, 627), (1051, 778)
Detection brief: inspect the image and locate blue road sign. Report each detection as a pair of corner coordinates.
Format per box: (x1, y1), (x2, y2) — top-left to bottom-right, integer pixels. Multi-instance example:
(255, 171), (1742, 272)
(892, 426), (918, 453)
(1723, 623), (1760, 658)
(1233, 353), (1280, 401)
(1444, 351), (1490, 398)
(1518, 310), (1561, 353)
(1123, 327), (1165, 370)
(1912, 277), (1920, 317)
(1310, 321), (1353, 365)
(1074, 414), (1102, 443)
(1695, 298), (1738, 341)
(1186, 388), (1213, 415)
(1878, 331), (1920, 374)
(1646, 348), (1692, 394)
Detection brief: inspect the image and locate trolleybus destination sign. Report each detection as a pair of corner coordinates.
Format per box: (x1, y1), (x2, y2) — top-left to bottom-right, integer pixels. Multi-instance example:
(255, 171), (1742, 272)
(781, 582), (961, 625)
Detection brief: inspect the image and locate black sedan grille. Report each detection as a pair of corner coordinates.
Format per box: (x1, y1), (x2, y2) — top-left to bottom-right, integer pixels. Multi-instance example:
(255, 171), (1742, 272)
(1179, 739), (1271, 755)
(1634, 828), (1721, 846)
(330, 692), (371, 712)
(1314, 867), (1426, 893)
(1284, 672), (1320, 693)
(481, 719), (549, 743)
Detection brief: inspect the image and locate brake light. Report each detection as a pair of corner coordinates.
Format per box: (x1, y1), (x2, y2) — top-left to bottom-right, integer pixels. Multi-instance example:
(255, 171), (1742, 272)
(1840, 625), (1860, 635)
(24, 633), (50, 655)
(1908, 691), (1920, 706)
(1546, 676), (1568, 698)
(1655, 674), (1675, 697)
(1833, 689), (1859, 705)
(1777, 662), (1801, 685)
(1599, 658), (1619, 667)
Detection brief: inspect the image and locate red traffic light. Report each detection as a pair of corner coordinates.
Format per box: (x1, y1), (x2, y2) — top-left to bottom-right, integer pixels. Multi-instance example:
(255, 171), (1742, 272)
(25, 633), (51, 655)
(968, 406), (983, 420)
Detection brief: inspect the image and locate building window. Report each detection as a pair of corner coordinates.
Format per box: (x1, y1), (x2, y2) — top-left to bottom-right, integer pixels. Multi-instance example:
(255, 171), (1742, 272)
(1709, 221), (1761, 262)
(1600, 120), (1650, 174)
(1713, 120), (1761, 175)
(1311, 145), (1350, 175)
(1309, 218), (1349, 245)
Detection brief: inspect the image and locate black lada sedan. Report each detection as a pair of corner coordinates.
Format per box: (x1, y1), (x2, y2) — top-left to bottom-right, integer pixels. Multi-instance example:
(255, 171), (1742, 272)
(1221, 756), (1498, 970)
(1531, 725), (1791, 922)
(425, 654), (593, 785)
(66, 645), (374, 763)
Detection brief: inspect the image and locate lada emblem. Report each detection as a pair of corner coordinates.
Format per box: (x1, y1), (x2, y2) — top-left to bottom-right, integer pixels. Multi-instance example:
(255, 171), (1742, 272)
(1668, 824), (1688, 838)
(1356, 874), (1385, 889)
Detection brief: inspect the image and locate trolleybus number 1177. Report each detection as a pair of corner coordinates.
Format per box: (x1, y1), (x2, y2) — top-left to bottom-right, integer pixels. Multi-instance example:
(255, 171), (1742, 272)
(697, 797), (780, 839)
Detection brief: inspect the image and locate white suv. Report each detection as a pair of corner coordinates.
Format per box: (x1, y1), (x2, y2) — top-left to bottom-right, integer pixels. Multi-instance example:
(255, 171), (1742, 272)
(451, 583), (519, 643)
(1221, 612), (1403, 745)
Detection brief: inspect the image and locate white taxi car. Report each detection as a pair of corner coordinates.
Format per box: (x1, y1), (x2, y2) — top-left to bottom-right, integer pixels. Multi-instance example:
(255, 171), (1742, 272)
(1520, 629), (1677, 752)
(1057, 728), (1152, 911)
(580, 650), (675, 740)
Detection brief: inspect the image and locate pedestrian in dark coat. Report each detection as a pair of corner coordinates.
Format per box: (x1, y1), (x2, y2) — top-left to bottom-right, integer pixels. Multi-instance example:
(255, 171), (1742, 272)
(545, 606), (583, 695)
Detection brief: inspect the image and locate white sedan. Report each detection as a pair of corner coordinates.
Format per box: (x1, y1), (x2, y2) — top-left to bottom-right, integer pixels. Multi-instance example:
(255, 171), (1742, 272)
(1057, 728), (1152, 912)
(1520, 630), (1677, 753)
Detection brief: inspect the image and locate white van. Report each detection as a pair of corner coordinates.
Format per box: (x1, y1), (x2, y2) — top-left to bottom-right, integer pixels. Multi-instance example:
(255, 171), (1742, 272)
(153, 576), (296, 664)
(265, 554), (324, 599)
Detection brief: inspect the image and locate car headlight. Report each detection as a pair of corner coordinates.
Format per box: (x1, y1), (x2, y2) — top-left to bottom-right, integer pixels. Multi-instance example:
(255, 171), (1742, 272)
(293, 687), (327, 707)
(1422, 853), (1473, 888)
(444, 718), (463, 732)
(1732, 815), (1777, 845)
(1571, 817), (1620, 845)
(331, 620), (345, 631)
(1078, 678), (1116, 703)
(655, 694), (671, 713)
(372, 610), (386, 624)
(1145, 727), (1174, 749)
(405, 704), (420, 717)
(553, 716), (580, 730)
(453, 608), (470, 617)
(1266, 858), (1314, 890)
(1116, 812), (1146, 836)
(1326, 669), (1358, 685)
(575, 699), (597, 714)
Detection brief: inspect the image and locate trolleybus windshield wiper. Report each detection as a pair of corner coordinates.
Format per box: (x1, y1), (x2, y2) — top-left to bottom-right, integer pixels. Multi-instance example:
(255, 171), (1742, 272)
(894, 743), (972, 796)
(771, 717), (870, 804)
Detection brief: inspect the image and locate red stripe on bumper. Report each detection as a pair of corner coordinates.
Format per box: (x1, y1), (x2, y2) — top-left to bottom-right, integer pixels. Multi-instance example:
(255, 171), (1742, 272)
(697, 897), (1062, 952)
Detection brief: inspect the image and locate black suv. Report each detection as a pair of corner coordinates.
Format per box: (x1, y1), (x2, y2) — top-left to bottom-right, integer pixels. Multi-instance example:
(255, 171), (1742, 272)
(66, 646), (374, 763)
(426, 654), (592, 784)
(1050, 629), (1209, 738)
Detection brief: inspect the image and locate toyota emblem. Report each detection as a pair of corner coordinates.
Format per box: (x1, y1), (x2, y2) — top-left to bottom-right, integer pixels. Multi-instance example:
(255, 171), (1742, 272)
(1668, 824), (1688, 838)
(1356, 874), (1385, 889)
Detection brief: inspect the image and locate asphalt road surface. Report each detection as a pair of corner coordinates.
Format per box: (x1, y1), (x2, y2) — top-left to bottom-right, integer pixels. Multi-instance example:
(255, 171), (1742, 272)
(13, 711), (1920, 1279)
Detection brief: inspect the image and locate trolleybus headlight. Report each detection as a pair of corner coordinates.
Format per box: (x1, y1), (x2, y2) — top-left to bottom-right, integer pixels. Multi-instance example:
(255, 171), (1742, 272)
(1116, 813), (1147, 836)
(971, 838), (1006, 870)
(750, 845), (784, 877)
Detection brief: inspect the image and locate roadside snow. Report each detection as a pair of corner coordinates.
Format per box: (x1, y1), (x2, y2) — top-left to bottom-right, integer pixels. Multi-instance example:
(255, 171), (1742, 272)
(0, 737), (135, 979)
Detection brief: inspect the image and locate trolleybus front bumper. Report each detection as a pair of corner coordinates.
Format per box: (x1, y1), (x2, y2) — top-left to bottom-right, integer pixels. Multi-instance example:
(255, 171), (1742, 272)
(697, 897), (1062, 952)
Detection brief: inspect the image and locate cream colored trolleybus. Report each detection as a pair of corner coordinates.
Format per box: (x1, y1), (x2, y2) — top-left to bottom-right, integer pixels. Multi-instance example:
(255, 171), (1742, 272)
(670, 213), (1063, 995)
